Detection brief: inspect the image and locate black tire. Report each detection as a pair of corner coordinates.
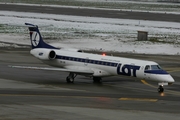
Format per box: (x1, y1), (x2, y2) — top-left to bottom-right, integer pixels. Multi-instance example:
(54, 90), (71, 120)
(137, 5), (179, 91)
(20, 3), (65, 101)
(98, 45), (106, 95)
(66, 77), (74, 83)
(93, 77), (102, 83)
(157, 86), (164, 93)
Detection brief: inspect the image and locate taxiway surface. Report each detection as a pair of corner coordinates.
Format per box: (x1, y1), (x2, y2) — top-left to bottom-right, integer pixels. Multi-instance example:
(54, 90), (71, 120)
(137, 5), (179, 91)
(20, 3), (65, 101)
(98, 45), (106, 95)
(0, 48), (180, 119)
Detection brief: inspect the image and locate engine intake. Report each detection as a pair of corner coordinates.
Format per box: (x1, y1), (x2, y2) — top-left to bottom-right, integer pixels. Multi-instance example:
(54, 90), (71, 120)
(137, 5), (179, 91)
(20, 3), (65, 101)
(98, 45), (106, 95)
(49, 50), (56, 60)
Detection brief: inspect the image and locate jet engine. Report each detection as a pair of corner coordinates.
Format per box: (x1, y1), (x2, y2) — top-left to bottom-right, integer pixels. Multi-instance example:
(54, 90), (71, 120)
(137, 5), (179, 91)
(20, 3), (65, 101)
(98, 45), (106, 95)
(38, 49), (56, 60)
(48, 50), (56, 60)
(30, 48), (56, 60)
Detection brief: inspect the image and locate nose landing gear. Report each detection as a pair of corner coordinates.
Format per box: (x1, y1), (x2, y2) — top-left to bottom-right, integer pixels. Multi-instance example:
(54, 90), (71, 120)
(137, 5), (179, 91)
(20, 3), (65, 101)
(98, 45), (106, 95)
(157, 85), (164, 93)
(157, 82), (168, 93)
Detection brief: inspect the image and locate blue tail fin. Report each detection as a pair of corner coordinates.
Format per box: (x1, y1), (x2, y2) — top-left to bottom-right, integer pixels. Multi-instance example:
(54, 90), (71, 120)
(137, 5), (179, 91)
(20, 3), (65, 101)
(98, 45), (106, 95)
(25, 23), (58, 49)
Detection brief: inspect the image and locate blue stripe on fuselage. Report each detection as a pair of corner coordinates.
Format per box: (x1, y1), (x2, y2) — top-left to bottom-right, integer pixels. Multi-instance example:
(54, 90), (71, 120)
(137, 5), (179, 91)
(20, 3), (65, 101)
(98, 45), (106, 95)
(55, 55), (118, 67)
(144, 70), (169, 75)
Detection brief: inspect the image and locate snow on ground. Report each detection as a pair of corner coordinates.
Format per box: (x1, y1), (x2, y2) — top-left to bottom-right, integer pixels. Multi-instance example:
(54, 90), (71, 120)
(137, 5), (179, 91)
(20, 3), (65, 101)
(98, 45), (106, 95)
(0, 10), (179, 55)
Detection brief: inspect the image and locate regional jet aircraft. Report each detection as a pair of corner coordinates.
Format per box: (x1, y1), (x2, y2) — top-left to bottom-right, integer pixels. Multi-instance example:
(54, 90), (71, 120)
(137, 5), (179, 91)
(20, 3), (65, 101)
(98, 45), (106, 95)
(10, 23), (175, 93)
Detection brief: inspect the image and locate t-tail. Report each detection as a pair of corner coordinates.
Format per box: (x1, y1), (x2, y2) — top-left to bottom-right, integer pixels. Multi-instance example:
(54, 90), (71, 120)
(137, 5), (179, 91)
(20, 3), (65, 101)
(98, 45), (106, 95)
(25, 23), (58, 49)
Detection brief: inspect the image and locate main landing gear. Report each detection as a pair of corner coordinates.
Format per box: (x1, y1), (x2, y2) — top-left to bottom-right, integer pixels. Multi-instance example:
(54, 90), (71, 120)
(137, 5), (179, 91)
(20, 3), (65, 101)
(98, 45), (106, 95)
(93, 77), (102, 83)
(66, 73), (77, 83)
(66, 73), (102, 84)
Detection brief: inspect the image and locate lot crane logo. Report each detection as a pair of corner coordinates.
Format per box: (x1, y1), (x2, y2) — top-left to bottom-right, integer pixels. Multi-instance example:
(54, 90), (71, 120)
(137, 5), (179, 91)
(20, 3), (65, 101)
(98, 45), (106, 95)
(30, 31), (40, 47)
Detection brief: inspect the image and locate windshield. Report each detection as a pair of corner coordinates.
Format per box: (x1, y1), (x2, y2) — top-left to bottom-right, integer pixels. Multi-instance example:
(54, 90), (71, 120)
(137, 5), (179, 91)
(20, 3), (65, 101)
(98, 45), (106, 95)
(145, 65), (162, 71)
(151, 65), (162, 70)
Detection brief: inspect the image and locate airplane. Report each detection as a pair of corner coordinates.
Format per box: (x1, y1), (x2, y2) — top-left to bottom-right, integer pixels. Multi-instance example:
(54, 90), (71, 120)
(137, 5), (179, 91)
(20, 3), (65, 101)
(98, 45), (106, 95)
(10, 23), (175, 93)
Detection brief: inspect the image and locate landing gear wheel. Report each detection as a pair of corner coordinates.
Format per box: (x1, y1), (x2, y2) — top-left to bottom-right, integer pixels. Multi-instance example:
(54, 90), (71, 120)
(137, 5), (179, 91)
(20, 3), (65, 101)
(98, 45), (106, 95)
(66, 77), (74, 83)
(66, 73), (76, 83)
(157, 85), (164, 93)
(93, 77), (102, 83)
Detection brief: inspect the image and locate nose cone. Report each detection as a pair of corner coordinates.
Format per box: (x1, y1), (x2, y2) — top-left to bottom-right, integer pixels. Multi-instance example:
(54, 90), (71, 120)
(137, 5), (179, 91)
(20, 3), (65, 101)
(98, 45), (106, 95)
(166, 74), (175, 83)
(145, 69), (175, 84)
(157, 74), (175, 83)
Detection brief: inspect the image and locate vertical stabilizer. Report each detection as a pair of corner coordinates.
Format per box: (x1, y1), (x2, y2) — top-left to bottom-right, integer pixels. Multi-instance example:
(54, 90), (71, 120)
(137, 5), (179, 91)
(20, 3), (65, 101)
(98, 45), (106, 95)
(25, 23), (57, 49)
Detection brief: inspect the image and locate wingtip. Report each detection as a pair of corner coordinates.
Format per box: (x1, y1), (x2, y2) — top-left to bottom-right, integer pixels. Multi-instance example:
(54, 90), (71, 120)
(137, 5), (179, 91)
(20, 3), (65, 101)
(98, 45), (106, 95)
(8, 65), (13, 68)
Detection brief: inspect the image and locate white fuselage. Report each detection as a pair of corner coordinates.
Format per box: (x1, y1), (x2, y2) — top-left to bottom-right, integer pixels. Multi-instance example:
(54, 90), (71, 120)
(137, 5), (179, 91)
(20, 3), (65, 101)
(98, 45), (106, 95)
(30, 48), (175, 83)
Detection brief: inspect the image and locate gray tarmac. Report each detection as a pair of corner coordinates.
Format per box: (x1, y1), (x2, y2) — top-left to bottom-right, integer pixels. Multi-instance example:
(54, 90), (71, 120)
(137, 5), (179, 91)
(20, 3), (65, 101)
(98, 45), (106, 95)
(0, 48), (180, 120)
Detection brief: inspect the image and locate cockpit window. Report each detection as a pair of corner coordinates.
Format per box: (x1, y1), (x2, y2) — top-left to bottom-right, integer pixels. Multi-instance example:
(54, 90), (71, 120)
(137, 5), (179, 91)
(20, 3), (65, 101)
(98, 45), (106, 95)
(145, 65), (150, 70)
(145, 65), (162, 71)
(151, 65), (162, 70)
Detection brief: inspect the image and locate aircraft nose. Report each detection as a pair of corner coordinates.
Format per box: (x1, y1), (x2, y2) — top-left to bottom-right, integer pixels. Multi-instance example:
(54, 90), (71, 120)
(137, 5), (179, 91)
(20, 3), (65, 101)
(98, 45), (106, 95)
(166, 74), (175, 83)
(155, 74), (175, 83)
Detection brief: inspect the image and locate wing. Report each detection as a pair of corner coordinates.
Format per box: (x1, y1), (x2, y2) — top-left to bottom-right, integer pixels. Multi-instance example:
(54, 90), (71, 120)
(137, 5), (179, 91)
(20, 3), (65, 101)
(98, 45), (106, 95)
(9, 65), (94, 75)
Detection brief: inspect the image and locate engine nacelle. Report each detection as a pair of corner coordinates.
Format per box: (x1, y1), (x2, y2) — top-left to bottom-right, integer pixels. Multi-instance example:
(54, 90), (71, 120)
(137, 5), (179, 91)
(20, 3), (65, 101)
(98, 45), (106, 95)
(30, 48), (56, 60)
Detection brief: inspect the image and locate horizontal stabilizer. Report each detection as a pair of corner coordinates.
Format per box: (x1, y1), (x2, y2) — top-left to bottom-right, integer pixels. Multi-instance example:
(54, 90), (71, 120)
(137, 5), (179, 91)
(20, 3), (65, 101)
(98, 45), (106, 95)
(7, 23), (52, 28)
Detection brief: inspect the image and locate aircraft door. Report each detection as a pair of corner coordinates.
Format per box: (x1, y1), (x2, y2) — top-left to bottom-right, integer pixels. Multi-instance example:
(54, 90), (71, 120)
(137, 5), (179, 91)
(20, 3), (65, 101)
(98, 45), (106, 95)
(144, 65), (151, 80)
